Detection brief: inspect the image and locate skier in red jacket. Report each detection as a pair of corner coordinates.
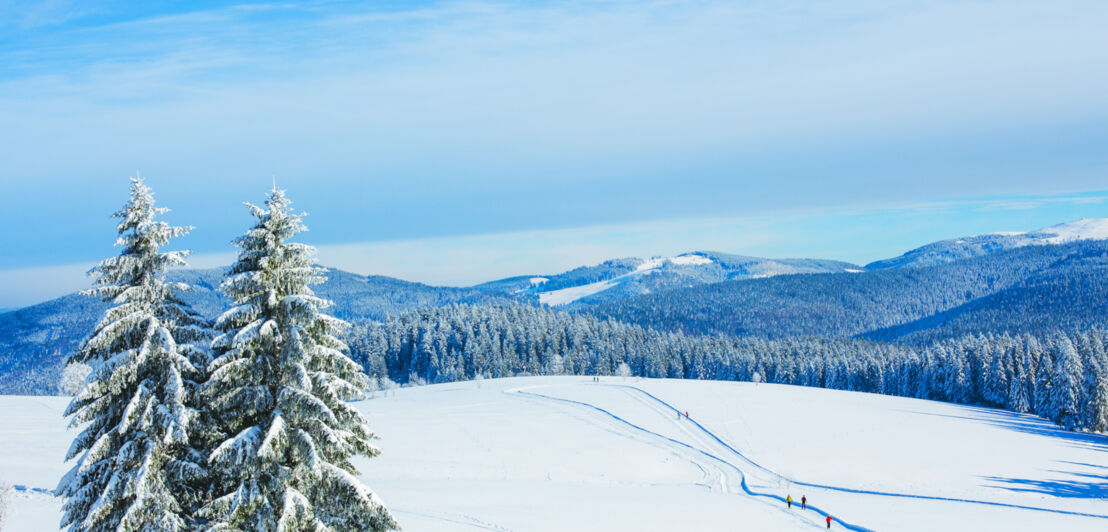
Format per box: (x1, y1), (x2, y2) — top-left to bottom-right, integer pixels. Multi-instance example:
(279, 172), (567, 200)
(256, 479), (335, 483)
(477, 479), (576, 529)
(826, 515), (833, 529)
(801, 495), (807, 509)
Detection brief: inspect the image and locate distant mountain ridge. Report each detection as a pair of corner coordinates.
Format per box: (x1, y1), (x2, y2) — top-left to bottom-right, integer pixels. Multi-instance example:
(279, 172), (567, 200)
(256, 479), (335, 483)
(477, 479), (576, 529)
(587, 239), (1108, 341)
(479, 217), (1108, 306)
(478, 251), (860, 306)
(5, 215), (1108, 395)
(0, 268), (501, 394)
(864, 240), (1108, 344)
(866, 217), (1108, 270)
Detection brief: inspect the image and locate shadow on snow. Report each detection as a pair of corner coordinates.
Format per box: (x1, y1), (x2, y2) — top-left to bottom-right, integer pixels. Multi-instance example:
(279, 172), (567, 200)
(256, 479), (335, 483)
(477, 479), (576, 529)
(902, 404), (1108, 454)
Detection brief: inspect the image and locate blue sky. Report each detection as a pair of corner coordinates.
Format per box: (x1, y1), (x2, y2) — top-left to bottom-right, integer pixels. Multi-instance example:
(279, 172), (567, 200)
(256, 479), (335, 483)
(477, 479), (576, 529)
(1, 1), (1107, 307)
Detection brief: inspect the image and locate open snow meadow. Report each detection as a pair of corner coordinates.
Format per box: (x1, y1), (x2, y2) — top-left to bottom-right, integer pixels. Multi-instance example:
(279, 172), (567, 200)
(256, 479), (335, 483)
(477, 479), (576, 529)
(7, 2), (1108, 531)
(3, 376), (1106, 531)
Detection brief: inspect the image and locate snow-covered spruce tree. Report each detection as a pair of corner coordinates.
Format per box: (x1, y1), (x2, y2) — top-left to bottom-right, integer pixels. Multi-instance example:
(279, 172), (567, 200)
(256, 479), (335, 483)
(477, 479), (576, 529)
(1049, 334), (1085, 430)
(1088, 340), (1108, 432)
(203, 188), (396, 531)
(58, 178), (210, 531)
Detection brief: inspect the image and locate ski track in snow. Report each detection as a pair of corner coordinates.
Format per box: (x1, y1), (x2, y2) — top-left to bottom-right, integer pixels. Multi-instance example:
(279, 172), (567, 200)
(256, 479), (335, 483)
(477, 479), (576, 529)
(507, 383), (732, 494)
(17, 381), (1107, 529)
(12, 484), (53, 496)
(393, 508), (514, 531)
(509, 382), (1108, 529)
(609, 384), (1108, 520)
(508, 385), (858, 531)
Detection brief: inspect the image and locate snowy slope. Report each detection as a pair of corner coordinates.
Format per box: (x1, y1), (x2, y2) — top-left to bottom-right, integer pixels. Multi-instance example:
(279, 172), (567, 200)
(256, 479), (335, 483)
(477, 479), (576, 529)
(867, 216), (1108, 270)
(530, 252), (857, 306)
(1032, 217), (1108, 243)
(538, 256), (697, 306)
(3, 377), (1106, 531)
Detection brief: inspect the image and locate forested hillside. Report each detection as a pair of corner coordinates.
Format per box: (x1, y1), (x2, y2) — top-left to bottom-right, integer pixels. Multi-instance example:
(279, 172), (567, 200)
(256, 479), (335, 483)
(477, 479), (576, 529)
(6, 233), (1108, 408)
(866, 216), (1108, 270)
(585, 241), (1108, 339)
(349, 303), (1108, 432)
(867, 242), (1108, 343)
(0, 268), (501, 394)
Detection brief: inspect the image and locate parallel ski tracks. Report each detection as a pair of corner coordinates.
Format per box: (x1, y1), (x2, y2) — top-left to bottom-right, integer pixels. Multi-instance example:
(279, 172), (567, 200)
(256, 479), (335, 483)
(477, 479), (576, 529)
(509, 382), (1108, 531)
(608, 384), (1108, 520)
(508, 385), (864, 531)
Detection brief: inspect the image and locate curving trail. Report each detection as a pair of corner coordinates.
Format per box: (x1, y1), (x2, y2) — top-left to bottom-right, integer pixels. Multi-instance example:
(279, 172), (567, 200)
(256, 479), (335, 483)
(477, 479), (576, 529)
(605, 383), (1108, 521)
(508, 385), (872, 531)
(509, 382), (1108, 531)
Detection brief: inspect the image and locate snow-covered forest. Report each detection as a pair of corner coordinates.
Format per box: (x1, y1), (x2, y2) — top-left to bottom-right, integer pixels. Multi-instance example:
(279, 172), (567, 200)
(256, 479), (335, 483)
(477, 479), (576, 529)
(350, 303), (1108, 433)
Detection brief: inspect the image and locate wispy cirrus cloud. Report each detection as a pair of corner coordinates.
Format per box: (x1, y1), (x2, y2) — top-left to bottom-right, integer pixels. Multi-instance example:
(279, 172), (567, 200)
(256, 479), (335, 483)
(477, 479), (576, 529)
(1, 1), (1107, 294)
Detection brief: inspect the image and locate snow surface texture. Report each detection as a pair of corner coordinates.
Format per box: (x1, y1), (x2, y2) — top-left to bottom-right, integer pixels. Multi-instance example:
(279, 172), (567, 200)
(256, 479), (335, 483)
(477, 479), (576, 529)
(3, 377), (1107, 531)
(539, 254), (713, 306)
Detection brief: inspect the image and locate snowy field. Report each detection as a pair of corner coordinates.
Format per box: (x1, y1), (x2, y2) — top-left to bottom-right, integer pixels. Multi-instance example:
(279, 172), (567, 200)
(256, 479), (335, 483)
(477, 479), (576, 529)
(2, 377), (1107, 531)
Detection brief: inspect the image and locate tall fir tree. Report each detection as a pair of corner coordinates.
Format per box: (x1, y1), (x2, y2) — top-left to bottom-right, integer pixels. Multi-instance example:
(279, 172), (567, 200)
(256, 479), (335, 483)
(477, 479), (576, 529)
(1081, 332), (1108, 432)
(58, 178), (210, 531)
(1049, 334), (1085, 430)
(203, 188), (397, 531)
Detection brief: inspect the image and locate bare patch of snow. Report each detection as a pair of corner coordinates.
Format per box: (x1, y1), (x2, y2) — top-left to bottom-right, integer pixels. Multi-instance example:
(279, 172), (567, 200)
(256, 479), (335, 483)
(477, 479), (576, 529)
(634, 258), (665, 272)
(669, 254), (713, 266)
(539, 254), (715, 306)
(1031, 217), (1108, 244)
(538, 280), (618, 306)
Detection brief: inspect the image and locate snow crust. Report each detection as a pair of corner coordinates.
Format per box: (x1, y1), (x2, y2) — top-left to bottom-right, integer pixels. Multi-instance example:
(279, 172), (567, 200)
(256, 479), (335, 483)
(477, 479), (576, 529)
(3, 377), (1107, 531)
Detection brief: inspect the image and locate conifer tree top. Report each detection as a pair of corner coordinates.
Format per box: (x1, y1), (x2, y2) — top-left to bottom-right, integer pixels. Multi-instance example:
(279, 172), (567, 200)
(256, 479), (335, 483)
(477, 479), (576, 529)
(86, 177), (192, 304)
(60, 178), (209, 532)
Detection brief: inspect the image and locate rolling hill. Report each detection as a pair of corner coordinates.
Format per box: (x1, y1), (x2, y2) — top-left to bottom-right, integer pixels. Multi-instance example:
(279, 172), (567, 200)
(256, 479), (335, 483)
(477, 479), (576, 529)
(0, 268), (501, 394)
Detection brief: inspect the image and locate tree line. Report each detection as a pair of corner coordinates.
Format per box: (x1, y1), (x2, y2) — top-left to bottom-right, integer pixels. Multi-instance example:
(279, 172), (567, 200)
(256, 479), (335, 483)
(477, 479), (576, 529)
(349, 303), (1108, 432)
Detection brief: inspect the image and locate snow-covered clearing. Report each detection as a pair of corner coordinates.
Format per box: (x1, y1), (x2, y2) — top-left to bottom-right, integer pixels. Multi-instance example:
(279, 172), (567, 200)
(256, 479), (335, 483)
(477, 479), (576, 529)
(2, 377), (1106, 531)
(536, 278), (619, 306)
(538, 254), (713, 306)
(1032, 217), (1108, 244)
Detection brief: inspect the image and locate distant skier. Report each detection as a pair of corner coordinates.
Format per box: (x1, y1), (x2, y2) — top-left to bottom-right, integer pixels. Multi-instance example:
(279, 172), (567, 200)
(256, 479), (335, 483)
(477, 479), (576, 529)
(685, 410), (689, 418)
(826, 515), (832, 529)
(801, 495), (807, 509)
(786, 495), (792, 508)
